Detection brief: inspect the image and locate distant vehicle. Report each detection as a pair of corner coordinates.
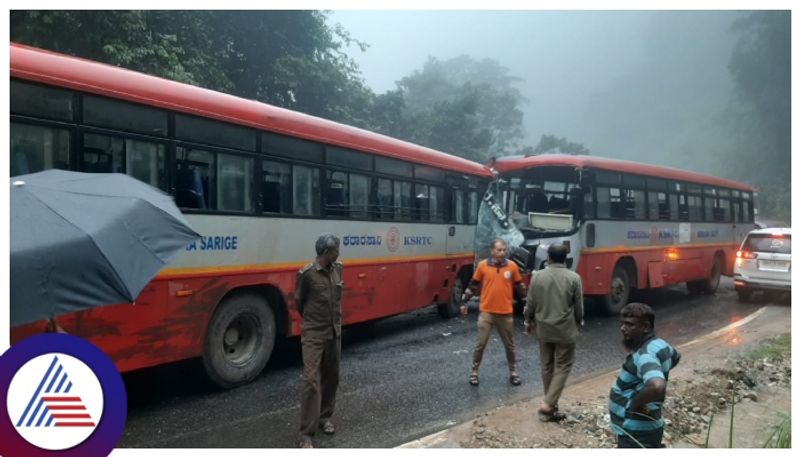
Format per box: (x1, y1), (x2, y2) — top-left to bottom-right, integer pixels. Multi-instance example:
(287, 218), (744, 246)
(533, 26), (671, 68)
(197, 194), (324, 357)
(491, 154), (757, 314)
(10, 43), (493, 388)
(733, 227), (791, 301)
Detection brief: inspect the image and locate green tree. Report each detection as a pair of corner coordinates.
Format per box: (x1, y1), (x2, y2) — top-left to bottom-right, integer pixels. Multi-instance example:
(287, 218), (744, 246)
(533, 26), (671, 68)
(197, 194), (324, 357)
(380, 55), (526, 161)
(10, 11), (373, 125)
(521, 134), (591, 156)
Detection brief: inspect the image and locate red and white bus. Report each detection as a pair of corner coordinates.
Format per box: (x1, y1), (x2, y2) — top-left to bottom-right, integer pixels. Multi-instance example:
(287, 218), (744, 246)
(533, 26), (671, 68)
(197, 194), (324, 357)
(9, 43), (493, 388)
(491, 154), (757, 314)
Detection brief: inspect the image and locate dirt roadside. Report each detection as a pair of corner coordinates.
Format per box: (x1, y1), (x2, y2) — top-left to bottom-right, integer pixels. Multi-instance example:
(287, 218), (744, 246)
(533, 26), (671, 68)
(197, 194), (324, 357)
(399, 304), (791, 449)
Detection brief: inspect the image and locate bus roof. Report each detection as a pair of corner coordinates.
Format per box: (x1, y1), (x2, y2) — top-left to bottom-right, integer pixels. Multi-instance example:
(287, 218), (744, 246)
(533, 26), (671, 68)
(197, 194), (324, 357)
(491, 154), (756, 192)
(11, 43), (492, 179)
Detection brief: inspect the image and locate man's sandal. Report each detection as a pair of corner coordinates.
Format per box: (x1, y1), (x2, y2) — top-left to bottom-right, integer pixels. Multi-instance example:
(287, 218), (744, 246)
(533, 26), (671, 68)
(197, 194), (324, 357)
(319, 421), (335, 435)
(469, 374), (479, 386)
(537, 407), (566, 422)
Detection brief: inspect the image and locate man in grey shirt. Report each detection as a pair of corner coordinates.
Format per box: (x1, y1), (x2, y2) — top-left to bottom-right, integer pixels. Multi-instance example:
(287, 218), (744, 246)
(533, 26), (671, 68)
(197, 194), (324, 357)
(524, 243), (584, 422)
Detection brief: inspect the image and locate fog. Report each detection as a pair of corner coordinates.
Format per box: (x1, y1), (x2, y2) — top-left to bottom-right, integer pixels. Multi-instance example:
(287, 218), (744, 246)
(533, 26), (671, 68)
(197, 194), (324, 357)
(330, 10), (741, 168)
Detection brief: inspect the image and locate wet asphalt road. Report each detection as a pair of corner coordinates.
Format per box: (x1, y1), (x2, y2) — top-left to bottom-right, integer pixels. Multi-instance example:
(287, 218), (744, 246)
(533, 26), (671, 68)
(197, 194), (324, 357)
(119, 277), (780, 448)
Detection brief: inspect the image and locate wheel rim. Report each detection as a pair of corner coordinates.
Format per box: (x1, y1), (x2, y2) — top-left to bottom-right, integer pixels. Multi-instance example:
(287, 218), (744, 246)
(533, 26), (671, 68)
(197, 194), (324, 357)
(610, 276), (627, 305)
(223, 313), (260, 365)
(451, 278), (464, 309)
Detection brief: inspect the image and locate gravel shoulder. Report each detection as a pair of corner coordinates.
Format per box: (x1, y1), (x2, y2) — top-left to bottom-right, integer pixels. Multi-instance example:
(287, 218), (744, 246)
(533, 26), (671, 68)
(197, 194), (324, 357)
(399, 304), (791, 449)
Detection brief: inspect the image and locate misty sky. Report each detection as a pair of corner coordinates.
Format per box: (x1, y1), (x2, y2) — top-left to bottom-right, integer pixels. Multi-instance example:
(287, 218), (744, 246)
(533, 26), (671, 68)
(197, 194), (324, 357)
(329, 10), (742, 167)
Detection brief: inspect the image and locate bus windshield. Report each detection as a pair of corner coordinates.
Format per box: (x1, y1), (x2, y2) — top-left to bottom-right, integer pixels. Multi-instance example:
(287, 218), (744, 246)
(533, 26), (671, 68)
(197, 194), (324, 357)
(503, 166), (584, 235)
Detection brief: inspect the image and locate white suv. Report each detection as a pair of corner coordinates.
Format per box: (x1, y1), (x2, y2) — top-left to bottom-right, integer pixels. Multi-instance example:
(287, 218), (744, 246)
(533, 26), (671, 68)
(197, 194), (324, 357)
(733, 227), (791, 301)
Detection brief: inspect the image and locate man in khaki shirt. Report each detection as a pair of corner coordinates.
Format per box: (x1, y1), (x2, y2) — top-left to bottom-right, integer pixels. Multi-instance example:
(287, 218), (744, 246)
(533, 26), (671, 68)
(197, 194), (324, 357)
(524, 243), (583, 422)
(295, 233), (343, 448)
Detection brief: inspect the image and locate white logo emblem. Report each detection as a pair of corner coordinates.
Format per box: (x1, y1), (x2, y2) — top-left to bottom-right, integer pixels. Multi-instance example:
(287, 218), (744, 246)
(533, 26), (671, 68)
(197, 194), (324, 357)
(7, 353), (104, 450)
(504, 271), (512, 280)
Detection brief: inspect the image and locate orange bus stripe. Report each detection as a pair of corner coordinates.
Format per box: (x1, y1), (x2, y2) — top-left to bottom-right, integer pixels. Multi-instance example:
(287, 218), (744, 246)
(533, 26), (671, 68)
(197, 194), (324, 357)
(581, 242), (734, 254)
(157, 252), (474, 279)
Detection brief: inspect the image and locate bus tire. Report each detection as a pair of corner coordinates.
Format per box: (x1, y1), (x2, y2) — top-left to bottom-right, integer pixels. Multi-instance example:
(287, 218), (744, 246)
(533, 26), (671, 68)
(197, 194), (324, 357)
(703, 254), (724, 294)
(438, 275), (465, 318)
(688, 254), (723, 295)
(601, 265), (630, 315)
(203, 292), (276, 389)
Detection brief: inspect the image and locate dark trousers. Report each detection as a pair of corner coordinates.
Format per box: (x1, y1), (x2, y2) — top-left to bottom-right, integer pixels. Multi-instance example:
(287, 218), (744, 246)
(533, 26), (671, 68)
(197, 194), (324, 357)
(616, 428), (665, 448)
(299, 335), (341, 436)
(538, 341), (575, 408)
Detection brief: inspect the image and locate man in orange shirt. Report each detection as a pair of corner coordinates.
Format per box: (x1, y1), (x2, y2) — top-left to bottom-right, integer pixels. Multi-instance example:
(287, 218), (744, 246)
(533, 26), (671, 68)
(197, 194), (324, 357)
(462, 238), (525, 386)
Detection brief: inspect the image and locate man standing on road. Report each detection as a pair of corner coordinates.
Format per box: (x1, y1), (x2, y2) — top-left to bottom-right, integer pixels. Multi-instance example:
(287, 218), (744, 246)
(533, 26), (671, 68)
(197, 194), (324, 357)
(609, 302), (681, 448)
(524, 243), (583, 422)
(463, 238), (525, 387)
(295, 233), (343, 448)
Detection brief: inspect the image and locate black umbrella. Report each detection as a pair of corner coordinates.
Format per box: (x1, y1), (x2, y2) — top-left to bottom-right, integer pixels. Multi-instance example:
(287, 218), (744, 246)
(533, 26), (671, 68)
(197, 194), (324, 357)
(10, 170), (200, 326)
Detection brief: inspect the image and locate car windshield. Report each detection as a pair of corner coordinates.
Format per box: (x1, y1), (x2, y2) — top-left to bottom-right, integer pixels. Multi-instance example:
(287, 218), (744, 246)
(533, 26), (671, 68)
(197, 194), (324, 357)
(744, 234), (791, 254)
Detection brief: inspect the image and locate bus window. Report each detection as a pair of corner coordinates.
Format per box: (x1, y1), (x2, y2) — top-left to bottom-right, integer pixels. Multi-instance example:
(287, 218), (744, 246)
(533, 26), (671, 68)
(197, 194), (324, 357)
(176, 114), (254, 151)
(597, 187), (623, 219)
(525, 187), (549, 213)
(704, 197), (715, 221)
(176, 147), (214, 210)
(430, 186), (445, 222)
(82, 134), (124, 173)
(394, 181), (412, 220)
(414, 183), (430, 221)
(668, 194), (679, 220)
(11, 80), (73, 121)
(743, 199), (752, 222)
(647, 191), (660, 220)
(349, 173), (370, 219)
(126, 139), (167, 191)
(715, 198), (731, 222)
(467, 190), (479, 224)
(85, 95), (168, 137)
(376, 156), (413, 177)
(10, 123), (70, 176)
(292, 165), (320, 216)
(453, 189), (465, 223)
(377, 178), (394, 219)
(688, 195), (703, 221)
(326, 171), (348, 216)
(217, 153), (253, 212)
(328, 146), (372, 172)
(624, 189), (646, 220)
(263, 133), (323, 163)
(262, 161), (291, 213)
(678, 194), (689, 220)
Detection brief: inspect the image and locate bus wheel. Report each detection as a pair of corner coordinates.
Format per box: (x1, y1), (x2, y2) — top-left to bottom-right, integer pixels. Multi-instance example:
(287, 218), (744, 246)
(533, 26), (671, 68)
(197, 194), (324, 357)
(601, 266), (630, 315)
(203, 293), (276, 389)
(438, 275), (465, 318)
(689, 255), (723, 295)
(704, 255), (723, 293)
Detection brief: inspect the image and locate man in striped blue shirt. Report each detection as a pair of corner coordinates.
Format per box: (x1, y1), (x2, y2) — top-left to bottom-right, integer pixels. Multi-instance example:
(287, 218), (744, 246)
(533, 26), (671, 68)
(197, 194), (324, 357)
(608, 302), (681, 448)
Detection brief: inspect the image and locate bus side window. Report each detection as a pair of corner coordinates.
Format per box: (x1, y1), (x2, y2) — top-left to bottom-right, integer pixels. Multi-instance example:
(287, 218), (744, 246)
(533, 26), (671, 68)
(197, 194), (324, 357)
(176, 167), (206, 209)
(292, 165), (320, 216)
(327, 171), (348, 216)
(414, 183), (430, 221)
(176, 148), (214, 210)
(262, 160), (291, 213)
(11, 123), (71, 175)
